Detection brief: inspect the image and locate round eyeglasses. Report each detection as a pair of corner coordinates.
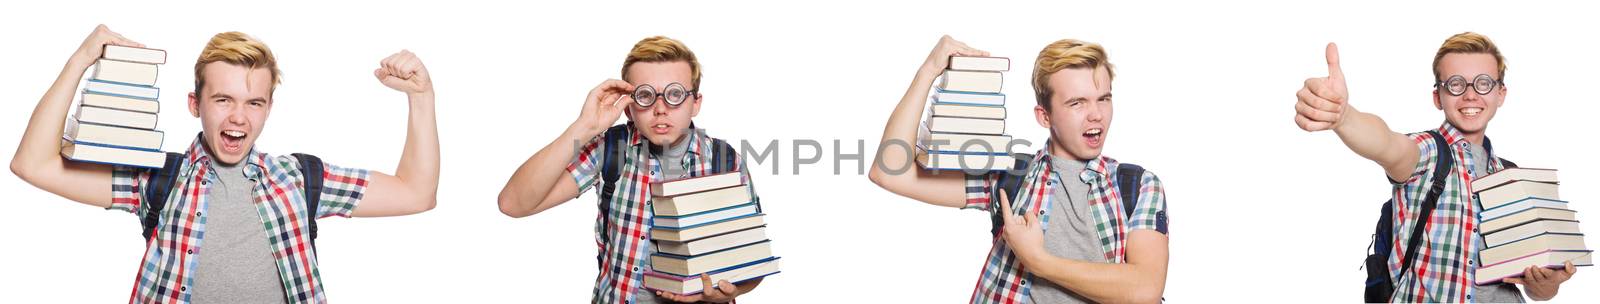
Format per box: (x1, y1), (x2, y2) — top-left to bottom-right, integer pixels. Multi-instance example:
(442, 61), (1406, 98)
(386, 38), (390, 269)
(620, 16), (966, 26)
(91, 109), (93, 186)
(1435, 74), (1502, 96)
(631, 83), (698, 108)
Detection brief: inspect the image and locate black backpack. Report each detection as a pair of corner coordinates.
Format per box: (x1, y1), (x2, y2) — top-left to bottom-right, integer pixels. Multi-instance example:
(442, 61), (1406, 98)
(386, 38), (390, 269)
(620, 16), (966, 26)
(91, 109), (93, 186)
(991, 154), (1164, 236)
(594, 124), (747, 249)
(141, 152), (326, 251)
(1361, 131), (1516, 302)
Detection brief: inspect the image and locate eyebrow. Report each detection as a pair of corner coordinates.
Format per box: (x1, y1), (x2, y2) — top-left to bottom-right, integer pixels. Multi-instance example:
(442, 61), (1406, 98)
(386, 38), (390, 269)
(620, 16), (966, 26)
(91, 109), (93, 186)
(1062, 93), (1113, 104)
(207, 93), (270, 104)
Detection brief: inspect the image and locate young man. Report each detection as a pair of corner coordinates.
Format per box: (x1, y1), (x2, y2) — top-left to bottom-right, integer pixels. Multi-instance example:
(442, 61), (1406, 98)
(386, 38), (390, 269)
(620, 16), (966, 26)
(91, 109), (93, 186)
(497, 36), (761, 304)
(1294, 32), (1576, 302)
(868, 35), (1169, 303)
(9, 25), (440, 303)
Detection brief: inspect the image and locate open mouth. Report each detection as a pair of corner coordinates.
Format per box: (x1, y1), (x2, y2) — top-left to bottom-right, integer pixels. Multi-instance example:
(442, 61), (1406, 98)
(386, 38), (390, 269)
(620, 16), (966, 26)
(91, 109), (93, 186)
(650, 122), (673, 135)
(220, 130), (248, 153)
(1460, 107), (1483, 118)
(1082, 128), (1104, 148)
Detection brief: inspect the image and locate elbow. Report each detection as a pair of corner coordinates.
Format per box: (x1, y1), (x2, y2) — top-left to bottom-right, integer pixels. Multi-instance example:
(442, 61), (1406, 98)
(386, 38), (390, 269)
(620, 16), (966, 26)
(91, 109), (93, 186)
(11, 158), (34, 184)
(1128, 288), (1163, 304)
(497, 191), (533, 218)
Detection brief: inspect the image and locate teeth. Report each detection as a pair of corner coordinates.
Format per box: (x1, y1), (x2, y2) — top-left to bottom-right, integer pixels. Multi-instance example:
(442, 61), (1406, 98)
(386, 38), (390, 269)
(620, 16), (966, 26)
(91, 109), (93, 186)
(1462, 108), (1483, 116)
(223, 130), (246, 137)
(1085, 128), (1103, 136)
(655, 124), (668, 128)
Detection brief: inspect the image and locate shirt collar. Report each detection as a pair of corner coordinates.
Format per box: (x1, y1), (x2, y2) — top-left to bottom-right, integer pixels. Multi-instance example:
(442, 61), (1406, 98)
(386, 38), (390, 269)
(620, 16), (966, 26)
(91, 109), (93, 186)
(1436, 122), (1499, 158)
(1032, 141), (1116, 183)
(183, 132), (269, 179)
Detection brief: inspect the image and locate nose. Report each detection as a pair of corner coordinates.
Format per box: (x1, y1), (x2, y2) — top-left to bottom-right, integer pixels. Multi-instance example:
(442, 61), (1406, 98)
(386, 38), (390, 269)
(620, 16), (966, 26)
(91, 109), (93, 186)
(1086, 101), (1105, 122)
(650, 98), (670, 116)
(226, 106), (247, 125)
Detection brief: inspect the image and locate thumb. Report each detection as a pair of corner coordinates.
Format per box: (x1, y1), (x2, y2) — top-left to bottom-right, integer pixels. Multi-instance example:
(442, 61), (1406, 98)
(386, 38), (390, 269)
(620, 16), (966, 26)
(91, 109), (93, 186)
(1325, 42), (1344, 81)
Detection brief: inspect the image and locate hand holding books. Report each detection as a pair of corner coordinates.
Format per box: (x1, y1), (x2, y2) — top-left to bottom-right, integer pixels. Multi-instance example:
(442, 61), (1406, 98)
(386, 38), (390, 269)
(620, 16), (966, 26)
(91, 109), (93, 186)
(71, 25), (145, 69)
(921, 35), (991, 75)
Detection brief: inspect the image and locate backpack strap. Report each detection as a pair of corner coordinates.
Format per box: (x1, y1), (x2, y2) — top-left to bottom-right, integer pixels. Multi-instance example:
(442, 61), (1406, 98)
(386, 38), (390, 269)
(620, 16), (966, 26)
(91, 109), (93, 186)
(291, 153), (325, 251)
(1398, 131), (1455, 281)
(1116, 163), (1145, 219)
(141, 152), (188, 241)
(595, 124), (633, 251)
(992, 154), (1034, 236)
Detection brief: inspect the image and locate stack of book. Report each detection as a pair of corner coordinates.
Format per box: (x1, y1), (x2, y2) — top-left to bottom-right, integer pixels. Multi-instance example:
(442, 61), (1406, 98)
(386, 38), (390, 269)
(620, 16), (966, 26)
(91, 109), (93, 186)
(1472, 168), (1592, 284)
(917, 56), (1015, 171)
(643, 171), (780, 295)
(61, 45), (168, 168)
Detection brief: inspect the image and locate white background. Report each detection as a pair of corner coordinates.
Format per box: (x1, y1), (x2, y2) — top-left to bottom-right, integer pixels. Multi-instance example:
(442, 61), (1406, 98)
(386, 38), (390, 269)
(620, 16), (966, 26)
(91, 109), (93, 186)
(1, 0), (1596, 302)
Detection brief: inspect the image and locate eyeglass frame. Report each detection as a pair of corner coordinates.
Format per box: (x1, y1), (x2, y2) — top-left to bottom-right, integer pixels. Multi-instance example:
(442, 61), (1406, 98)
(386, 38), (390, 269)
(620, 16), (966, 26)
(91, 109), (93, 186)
(630, 82), (699, 108)
(1433, 74), (1503, 97)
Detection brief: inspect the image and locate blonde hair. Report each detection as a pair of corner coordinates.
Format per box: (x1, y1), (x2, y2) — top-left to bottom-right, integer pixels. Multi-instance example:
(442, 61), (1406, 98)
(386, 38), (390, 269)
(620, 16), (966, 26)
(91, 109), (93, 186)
(622, 36), (702, 90)
(1433, 32), (1506, 83)
(1031, 39), (1114, 109)
(193, 31), (281, 95)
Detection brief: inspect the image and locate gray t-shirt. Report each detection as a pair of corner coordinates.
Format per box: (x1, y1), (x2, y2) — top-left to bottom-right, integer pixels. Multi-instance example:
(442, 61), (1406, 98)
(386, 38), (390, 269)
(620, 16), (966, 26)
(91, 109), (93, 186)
(635, 139), (693, 304)
(190, 160), (288, 304)
(1029, 157), (1107, 304)
(1468, 142), (1525, 303)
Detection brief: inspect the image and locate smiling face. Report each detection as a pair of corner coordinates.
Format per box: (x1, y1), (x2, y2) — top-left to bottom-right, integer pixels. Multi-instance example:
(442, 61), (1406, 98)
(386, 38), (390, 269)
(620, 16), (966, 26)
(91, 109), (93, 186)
(1036, 66), (1114, 161)
(188, 62), (274, 165)
(1433, 53), (1505, 140)
(623, 61), (701, 147)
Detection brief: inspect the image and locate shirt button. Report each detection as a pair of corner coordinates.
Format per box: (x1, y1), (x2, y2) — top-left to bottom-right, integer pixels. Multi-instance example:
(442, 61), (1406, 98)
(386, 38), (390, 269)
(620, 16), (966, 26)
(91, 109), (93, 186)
(632, 266), (641, 273)
(187, 249), (194, 254)
(196, 212), (202, 217)
(180, 286), (186, 292)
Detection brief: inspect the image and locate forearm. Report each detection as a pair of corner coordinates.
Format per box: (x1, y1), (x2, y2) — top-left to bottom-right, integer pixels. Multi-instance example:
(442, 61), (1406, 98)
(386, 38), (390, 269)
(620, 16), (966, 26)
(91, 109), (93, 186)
(12, 54), (93, 178)
(1023, 255), (1165, 304)
(1331, 106), (1416, 179)
(499, 123), (589, 217)
(393, 92), (440, 209)
(868, 64), (940, 184)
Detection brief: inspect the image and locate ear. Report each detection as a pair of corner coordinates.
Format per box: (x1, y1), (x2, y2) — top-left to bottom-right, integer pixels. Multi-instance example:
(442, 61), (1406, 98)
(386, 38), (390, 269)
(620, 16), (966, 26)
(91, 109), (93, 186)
(188, 92), (201, 117)
(1034, 104), (1051, 129)
(689, 93), (702, 118)
(1495, 84), (1508, 107)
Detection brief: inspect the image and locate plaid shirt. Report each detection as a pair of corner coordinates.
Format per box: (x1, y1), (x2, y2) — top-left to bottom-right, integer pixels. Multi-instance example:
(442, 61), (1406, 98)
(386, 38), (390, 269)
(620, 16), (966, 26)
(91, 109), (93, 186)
(568, 125), (755, 304)
(961, 150), (1168, 304)
(1387, 123), (1509, 302)
(110, 135), (370, 303)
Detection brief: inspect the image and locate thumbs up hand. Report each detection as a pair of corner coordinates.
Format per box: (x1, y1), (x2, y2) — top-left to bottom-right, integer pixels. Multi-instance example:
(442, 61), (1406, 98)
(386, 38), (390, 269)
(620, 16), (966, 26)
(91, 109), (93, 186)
(1295, 43), (1349, 132)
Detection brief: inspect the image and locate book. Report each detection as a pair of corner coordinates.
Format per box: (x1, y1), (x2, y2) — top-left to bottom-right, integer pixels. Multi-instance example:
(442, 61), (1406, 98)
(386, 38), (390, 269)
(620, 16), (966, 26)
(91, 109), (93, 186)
(85, 79), (159, 100)
(64, 118), (164, 151)
(1477, 180), (1559, 211)
(931, 103), (1006, 120)
(652, 214), (765, 242)
(925, 116), (1005, 135)
(932, 88), (1005, 106)
(653, 203), (760, 229)
(1481, 197), (1569, 221)
(81, 90), (159, 114)
(90, 59), (159, 86)
(1485, 219), (1582, 248)
(655, 226), (768, 256)
(75, 105), (157, 129)
(650, 240), (774, 276)
(1473, 249), (1593, 285)
(919, 124), (1011, 154)
(1473, 168), (1558, 190)
(102, 45), (167, 64)
(1481, 207), (1578, 235)
(60, 138), (164, 168)
(949, 56), (1010, 72)
(1481, 232), (1588, 266)
(651, 171), (743, 197)
(654, 186), (753, 217)
(915, 147), (1013, 171)
(644, 257), (780, 295)
(938, 70), (1004, 94)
